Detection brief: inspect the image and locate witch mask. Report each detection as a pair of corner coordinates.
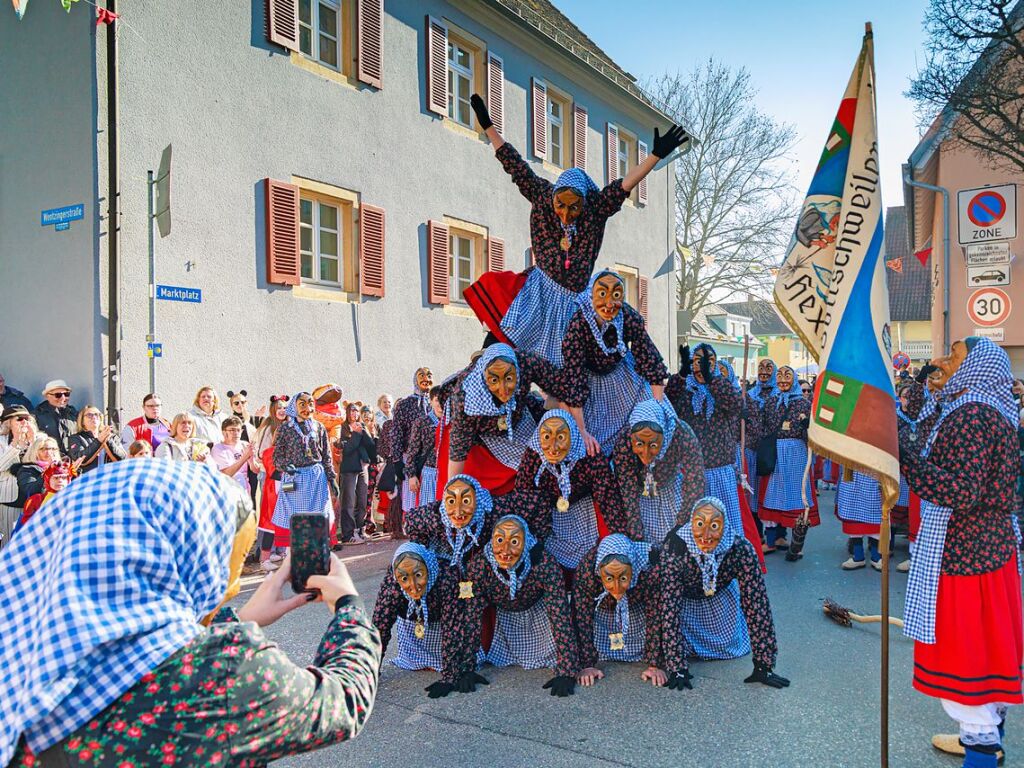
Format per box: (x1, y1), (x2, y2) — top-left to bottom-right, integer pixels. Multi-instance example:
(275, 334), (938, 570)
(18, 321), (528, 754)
(758, 359), (776, 383)
(491, 517), (526, 571)
(394, 553), (431, 602)
(692, 346), (717, 384)
(484, 357), (517, 404)
(416, 368), (434, 393)
(591, 273), (624, 324)
(630, 423), (664, 466)
(443, 479), (477, 529)
(928, 340), (969, 393)
(539, 416), (573, 464)
(692, 503), (725, 553)
(598, 555), (633, 602)
(776, 367), (795, 392)
(553, 188), (583, 225)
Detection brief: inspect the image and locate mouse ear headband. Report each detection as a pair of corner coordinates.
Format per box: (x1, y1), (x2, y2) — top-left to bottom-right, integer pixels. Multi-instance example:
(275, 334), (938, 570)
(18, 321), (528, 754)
(226, 389), (248, 399)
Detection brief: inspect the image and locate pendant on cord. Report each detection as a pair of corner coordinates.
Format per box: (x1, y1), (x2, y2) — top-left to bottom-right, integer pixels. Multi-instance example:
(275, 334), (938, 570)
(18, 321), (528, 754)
(556, 496), (570, 513)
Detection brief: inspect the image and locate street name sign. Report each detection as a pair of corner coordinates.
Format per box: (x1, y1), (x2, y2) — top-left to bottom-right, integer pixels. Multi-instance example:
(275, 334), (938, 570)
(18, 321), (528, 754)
(41, 203), (85, 228)
(155, 285), (202, 303)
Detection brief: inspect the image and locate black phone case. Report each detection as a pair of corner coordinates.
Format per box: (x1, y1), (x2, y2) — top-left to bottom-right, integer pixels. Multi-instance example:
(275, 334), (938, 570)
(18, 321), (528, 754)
(290, 513), (330, 593)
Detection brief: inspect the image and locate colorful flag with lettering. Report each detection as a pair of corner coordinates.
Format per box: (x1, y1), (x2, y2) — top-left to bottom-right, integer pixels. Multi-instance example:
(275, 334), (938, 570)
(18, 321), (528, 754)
(773, 28), (899, 505)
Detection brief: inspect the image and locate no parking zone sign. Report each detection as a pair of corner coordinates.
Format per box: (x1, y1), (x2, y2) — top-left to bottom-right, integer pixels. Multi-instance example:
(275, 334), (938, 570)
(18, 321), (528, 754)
(967, 287), (1011, 328)
(958, 184), (1017, 245)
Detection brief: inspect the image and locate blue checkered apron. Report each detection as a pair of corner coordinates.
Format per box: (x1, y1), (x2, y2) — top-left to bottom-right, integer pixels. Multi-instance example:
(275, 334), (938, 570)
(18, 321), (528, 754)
(401, 478), (417, 513)
(639, 473), (683, 544)
(896, 475), (910, 508)
(419, 465), (439, 506)
(903, 499), (954, 644)
(593, 601), (645, 662)
(271, 463), (332, 529)
(762, 438), (813, 513)
(482, 408), (537, 471)
(500, 267), (581, 367)
(545, 495), (599, 569)
(584, 354), (652, 456)
(685, 465), (751, 658)
(391, 616), (443, 670)
(836, 470), (882, 527)
(484, 602), (558, 670)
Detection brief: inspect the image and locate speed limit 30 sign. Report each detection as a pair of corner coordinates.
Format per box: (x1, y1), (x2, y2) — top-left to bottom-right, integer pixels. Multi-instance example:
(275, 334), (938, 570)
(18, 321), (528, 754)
(967, 287), (1012, 328)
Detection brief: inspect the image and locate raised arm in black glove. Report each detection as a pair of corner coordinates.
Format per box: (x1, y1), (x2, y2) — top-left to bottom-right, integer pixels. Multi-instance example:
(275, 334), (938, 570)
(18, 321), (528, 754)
(542, 675), (576, 697)
(744, 664), (790, 689)
(915, 364), (938, 384)
(470, 93), (493, 130)
(678, 344), (691, 378)
(698, 353), (713, 386)
(652, 125), (690, 159)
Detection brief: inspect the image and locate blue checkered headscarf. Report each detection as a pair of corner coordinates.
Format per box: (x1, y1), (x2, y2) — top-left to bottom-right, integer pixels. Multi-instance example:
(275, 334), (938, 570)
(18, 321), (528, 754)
(440, 474), (491, 568)
(628, 399), (677, 463)
(528, 409), (585, 500)
(554, 167), (599, 198)
(685, 343), (721, 419)
(462, 344), (519, 439)
(485, 514), (538, 600)
(577, 270), (628, 356)
(594, 534), (652, 635)
(411, 368), (431, 415)
(392, 542), (440, 628)
(676, 496), (737, 597)
(719, 359), (741, 392)
(747, 359), (778, 406)
(774, 366), (804, 407)
(0, 461), (238, 764)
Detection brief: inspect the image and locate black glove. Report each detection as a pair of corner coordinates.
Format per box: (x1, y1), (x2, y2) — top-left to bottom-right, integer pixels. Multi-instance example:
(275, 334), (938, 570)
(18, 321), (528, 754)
(425, 681), (455, 699)
(678, 345), (691, 377)
(744, 665), (790, 689)
(915, 364), (938, 384)
(455, 671), (489, 693)
(470, 94), (493, 130)
(542, 675), (576, 697)
(652, 125), (689, 159)
(698, 353), (712, 385)
(665, 669), (693, 690)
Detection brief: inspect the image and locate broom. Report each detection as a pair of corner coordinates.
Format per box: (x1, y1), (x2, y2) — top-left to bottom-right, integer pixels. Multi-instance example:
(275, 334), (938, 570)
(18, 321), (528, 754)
(823, 598), (904, 628)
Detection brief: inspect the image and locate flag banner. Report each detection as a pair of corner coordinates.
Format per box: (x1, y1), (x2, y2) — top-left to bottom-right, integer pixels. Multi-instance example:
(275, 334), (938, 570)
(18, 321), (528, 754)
(885, 257), (903, 273)
(913, 242), (933, 268)
(773, 29), (899, 506)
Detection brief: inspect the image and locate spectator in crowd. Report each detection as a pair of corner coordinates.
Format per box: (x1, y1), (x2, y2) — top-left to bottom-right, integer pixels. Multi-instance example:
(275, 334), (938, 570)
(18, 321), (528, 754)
(188, 385), (226, 444)
(120, 392), (171, 451)
(155, 413), (213, 464)
(15, 435), (61, 507)
(375, 394), (393, 429)
(361, 404), (383, 533)
(17, 459), (74, 534)
(228, 389), (266, 506)
(211, 416), (256, 493)
(33, 380), (78, 455)
(337, 402), (372, 545)
(1013, 378), (1024, 410)
(0, 374), (33, 412)
(0, 460), (381, 767)
(253, 395), (289, 570)
(799, 379), (812, 400)
(0, 406), (38, 543)
(67, 406), (126, 473)
(127, 439), (153, 458)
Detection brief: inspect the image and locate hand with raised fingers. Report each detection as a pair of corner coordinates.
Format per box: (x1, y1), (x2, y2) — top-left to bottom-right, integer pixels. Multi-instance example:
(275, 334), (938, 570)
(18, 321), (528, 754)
(652, 125), (689, 159)
(470, 94), (493, 130)
(542, 675), (576, 697)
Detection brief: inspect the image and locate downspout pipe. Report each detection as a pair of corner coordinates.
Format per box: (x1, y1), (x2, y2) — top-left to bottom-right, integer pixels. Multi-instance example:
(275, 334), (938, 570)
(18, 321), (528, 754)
(902, 170), (951, 355)
(105, 0), (121, 422)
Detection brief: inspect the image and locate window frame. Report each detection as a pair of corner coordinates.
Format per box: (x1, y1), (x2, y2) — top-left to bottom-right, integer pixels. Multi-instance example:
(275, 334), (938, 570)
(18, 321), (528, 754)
(443, 218), (488, 306)
(295, 180), (359, 293)
(298, 0), (343, 72)
(614, 127), (639, 202)
(439, 22), (488, 135)
(545, 87), (573, 170)
(449, 231), (475, 303)
(447, 39), (475, 129)
(613, 263), (640, 308)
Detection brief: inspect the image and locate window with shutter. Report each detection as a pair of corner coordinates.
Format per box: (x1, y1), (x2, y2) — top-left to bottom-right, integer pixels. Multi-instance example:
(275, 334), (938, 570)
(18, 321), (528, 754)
(606, 123), (619, 184)
(267, 0), (300, 51)
(573, 103), (587, 171)
(426, 16), (449, 115)
(532, 78), (548, 160)
(265, 179), (301, 286)
(427, 220), (450, 305)
(487, 237), (505, 272)
(359, 204), (385, 297)
(637, 140), (649, 206)
(356, 0), (383, 88)
(486, 53), (504, 136)
(639, 275), (650, 326)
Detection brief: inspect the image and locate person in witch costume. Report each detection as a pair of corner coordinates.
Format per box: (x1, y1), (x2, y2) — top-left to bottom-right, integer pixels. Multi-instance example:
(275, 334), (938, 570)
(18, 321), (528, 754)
(405, 474), (497, 579)
(900, 338), (1021, 768)
(757, 365), (818, 552)
(741, 358), (777, 517)
(665, 343), (760, 660)
(573, 534), (667, 687)
(511, 409), (637, 569)
(393, 368), (434, 514)
(432, 514), (580, 698)
(445, 343), (567, 487)
(403, 386), (443, 508)
(660, 497), (789, 692)
(463, 93), (689, 365)
(560, 270), (669, 456)
(835, 470), (886, 571)
(372, 543), (463, 672)
(893, 376), (940, 573)
(612, 398), (704, 545)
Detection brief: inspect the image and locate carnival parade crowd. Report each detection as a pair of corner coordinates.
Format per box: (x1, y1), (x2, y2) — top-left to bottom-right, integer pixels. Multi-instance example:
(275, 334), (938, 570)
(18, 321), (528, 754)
(2, 93), (1024, 767)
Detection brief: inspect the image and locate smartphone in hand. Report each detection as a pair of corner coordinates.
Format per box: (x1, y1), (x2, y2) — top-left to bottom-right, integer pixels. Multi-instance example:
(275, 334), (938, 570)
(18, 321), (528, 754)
(289, 513), (330, 594)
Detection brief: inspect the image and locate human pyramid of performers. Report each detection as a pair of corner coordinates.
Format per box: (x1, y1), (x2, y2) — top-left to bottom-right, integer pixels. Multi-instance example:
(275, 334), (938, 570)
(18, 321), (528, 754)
(370, 94), (797, 698)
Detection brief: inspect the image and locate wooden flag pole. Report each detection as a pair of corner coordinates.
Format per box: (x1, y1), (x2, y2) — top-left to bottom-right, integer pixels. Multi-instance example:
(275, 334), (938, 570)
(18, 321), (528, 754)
(739, 335), (750, 486)
(879, 496), (892, 768)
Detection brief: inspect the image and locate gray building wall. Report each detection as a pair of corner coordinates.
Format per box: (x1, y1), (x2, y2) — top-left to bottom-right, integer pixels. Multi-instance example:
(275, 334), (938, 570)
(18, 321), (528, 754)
(3, 0), (674, 421)
(0, 3), (103, 409)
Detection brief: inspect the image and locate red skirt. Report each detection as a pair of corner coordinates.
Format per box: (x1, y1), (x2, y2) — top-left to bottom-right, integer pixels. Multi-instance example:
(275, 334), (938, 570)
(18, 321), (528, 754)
(435, 418), (518, 498)
(913, 556), (1023, 705)
(757, 475), (821, 528)
(908, 493), (921, 542)
(261, 447), (293, 548)
(463, 270), (528, 344)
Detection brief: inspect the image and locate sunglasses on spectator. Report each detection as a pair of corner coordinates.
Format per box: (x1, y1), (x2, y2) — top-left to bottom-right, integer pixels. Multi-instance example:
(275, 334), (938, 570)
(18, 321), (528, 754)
(51, 392), (70, 399)
(144, 401), (162, 408)
(13, 416), (30, 422)
(232, 399), (247, 405)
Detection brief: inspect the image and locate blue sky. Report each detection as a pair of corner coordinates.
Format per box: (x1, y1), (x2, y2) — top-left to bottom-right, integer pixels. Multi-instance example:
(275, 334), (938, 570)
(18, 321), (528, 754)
(552, 0), (931, 207)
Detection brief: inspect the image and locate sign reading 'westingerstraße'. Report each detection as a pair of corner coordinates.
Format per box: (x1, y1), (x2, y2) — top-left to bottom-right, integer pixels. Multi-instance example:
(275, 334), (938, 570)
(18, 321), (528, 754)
(40, 203), (85, 226)
(156, 285), (202, 303)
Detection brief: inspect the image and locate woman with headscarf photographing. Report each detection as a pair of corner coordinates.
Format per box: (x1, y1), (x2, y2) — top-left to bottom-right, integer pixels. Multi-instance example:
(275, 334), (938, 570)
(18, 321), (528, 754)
(0, 460), (380, 767)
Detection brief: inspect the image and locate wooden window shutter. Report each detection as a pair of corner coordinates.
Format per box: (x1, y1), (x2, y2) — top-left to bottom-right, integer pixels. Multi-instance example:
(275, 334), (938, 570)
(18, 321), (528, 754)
(264, 179), (300, 286)
(532, 78), (548, 160)
(573, 103), (588, 170)
(486, 53), (505, 136)
(427, 220), (450, 305)
(638, 275), (650, 326)
(356, 0), (384, 88)
(637, 140), (649, 205)
(606, 123), (619, 184)
(266, 0), (299, 51)
(487, 237), (505, 272)
(426, 16), (448, 116)
(359, 204), (386, 297)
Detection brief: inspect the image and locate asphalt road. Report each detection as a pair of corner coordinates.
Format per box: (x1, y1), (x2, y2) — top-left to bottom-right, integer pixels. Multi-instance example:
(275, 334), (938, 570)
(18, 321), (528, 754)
(231, 488), (1018, 767)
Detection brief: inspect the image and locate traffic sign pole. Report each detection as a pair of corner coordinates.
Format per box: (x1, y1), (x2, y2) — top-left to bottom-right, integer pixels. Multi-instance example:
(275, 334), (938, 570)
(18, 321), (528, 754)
(148, 169), (156, 394)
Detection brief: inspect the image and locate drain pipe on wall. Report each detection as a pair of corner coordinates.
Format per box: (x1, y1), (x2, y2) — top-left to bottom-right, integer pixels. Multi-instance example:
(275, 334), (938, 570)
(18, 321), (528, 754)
(903, 170), (951, 355)
(105, 0), (122, 422)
